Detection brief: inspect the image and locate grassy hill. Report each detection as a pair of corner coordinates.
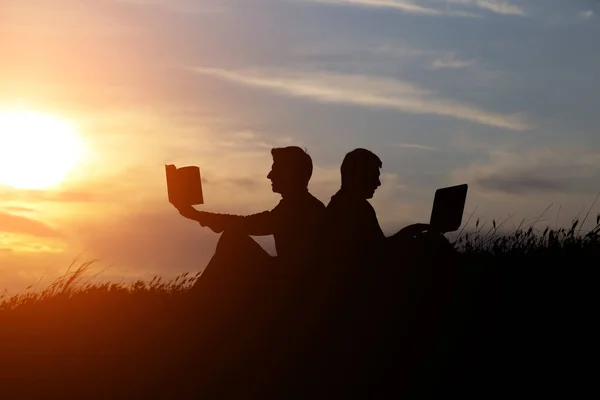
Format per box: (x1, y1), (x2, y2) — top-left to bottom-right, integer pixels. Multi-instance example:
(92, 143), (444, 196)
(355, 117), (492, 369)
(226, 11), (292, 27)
(0, 221), (597, 399)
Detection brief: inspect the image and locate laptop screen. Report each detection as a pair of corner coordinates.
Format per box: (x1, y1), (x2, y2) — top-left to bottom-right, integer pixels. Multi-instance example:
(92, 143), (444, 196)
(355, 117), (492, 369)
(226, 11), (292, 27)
(429, 184), (468, 233)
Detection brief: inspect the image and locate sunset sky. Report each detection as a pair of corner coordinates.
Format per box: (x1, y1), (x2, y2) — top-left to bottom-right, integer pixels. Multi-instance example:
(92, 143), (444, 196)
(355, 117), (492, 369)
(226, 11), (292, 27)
(1, 0), (599, 292)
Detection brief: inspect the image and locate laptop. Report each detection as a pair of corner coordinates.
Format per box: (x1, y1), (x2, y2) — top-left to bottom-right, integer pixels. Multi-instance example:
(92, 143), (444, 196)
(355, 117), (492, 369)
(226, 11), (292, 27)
(429, 184), (468, 234)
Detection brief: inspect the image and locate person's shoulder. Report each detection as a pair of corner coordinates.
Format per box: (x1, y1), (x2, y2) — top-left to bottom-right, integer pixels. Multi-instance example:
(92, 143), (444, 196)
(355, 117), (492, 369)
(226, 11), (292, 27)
(295, 191), (325, 208)
(326, 190), (344, 207)
(307, 192), (326, 209)
(327, 191), (367, 208)
(363, 199), (376, 212)
(328, 196), (376, 224)
(325, 191), (365, 216)
(281, 191), (325, 212)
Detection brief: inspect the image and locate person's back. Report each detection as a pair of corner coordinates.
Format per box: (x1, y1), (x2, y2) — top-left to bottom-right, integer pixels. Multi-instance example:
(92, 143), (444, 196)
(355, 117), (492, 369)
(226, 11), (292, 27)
(269, 190), (326, 268)
(322, 189), (385, 269)
(317, 150), (387, 294)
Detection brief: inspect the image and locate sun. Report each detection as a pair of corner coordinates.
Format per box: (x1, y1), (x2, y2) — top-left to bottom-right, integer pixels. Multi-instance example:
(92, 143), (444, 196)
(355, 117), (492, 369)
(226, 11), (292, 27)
(0, 109), (85, 190)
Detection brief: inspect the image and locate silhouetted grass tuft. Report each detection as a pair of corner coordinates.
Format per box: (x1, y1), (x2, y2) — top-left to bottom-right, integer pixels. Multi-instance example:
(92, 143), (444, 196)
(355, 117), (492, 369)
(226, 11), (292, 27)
(455, 216), (600, 256)
(0, 261), (201, 312)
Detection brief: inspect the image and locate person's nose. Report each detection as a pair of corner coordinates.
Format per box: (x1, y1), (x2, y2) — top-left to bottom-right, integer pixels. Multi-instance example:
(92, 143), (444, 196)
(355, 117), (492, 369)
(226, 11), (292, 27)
(267, 170), (273, 180)
(376, 179), (381, 187)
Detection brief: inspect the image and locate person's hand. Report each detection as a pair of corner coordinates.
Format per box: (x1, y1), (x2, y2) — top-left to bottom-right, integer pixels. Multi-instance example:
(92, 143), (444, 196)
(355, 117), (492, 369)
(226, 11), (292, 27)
(177, 206), (225, 233)
(176, 204), (202, 221)
(398, 223), (431, 239)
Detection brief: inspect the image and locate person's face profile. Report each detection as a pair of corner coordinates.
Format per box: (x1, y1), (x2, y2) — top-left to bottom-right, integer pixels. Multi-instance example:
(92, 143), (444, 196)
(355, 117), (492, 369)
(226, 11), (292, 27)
(365, 167), (381, 199)
(267, 161), (284, 194)
(348, 165), (381, 199)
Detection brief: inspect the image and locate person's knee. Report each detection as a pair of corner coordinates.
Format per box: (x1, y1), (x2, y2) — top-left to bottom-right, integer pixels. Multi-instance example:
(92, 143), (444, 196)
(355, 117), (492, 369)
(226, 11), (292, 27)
(216, 229), (250, 249)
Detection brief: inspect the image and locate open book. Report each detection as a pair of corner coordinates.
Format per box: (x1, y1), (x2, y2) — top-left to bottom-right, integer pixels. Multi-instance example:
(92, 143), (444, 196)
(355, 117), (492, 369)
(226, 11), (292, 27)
(165, 164), (204, 207)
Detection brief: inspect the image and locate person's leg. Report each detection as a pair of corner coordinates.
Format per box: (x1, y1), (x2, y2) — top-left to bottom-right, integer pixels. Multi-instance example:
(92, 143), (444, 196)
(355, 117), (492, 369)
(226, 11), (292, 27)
(191, 229), (274, 297)
(188, 229), (274, 355)
(383, 231), (463, 393)
(187, 230), (276, 394)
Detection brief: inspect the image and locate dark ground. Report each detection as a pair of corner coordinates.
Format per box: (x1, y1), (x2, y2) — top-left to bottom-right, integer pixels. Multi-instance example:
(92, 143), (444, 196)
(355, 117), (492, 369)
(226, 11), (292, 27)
(0, 232), (597, 399)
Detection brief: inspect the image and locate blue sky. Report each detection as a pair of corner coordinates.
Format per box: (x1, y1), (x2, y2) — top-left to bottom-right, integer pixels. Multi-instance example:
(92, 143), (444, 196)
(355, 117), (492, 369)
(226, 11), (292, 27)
(1, 0), (599, 290)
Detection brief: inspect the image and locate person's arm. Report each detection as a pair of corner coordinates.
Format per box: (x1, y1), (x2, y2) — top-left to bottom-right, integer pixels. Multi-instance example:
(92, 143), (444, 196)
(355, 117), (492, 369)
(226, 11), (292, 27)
(176, 204), (278, 235)
(389, 223), (431, 242)
(200, 211), (276, 235)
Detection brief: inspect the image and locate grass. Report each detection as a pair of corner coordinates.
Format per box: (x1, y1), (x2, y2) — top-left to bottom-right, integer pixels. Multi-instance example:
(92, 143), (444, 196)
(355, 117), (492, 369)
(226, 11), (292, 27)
(0, 216), (598, 398)
(0, 259), (201, 312)
(457, 215), (600, 255)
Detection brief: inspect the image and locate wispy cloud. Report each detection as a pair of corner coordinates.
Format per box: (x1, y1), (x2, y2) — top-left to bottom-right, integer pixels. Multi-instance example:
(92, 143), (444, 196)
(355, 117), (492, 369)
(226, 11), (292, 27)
(114, 0), (226, 14)
(431, 53), (476, 69)
(447, 0), (525, 16)
(394, 143), (440, 151)
(305, 0), (525, 17)
(453, 147), (600, 196)
(0, 213), (62, 238)
(475, 1), (523, 16)
(0, 187), (96, 203)
(303, 0), (483, 17)
(305, 0), (442, 15)
(190, 67), (529, 131)
(579, 10), (595, 19)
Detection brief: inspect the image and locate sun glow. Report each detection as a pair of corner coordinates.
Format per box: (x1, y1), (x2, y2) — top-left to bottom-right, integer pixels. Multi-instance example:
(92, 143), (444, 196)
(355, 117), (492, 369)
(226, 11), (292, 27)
(0, 109), (85, 190)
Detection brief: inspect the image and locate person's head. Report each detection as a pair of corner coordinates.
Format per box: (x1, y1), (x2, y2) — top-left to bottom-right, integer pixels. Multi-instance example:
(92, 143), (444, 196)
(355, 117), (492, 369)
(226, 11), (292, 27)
(340, 148), (382, 199)
(267, 146), (313, 195)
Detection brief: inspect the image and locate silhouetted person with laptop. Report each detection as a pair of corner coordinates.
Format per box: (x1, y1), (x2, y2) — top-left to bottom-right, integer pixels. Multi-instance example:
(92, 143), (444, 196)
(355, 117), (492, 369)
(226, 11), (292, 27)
(303, 148), (460, 396)
(320, 148), (433, 270)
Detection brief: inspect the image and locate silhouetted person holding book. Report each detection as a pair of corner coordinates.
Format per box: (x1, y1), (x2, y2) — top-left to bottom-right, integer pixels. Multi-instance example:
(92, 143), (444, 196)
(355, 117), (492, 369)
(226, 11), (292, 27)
(176, 146), (325, 291)
(174, 146), (326, 387)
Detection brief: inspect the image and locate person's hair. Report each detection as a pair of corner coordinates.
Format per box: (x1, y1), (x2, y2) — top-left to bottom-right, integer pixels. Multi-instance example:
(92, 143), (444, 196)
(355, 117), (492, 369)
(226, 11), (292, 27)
(271, 146), (313, 187)
(340, 148), (382, 188)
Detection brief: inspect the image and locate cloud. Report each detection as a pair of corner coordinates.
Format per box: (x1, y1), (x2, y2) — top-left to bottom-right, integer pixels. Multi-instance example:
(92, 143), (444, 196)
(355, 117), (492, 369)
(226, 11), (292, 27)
(304, 0), (442, 15)
(113, 0), (226, 14)
(431, 53), (476, 69)
(190, 67), (529, 131)
(579, 10), (594, 19)
(476, 175), (566, 194)
(295, 39), (435, 61)
(473, 0), (524, 16)
(203, 176), (262, 190)
(0, 187), (96, 203)
(447, 0), (525, 16)
(0, 213), (62, 238)
(304, 0), (482, 17)
(453, 148), (600, 196)
(394, 143), (440, 151)
(0, 206), (37, 213)
(445, 147), (600, 233)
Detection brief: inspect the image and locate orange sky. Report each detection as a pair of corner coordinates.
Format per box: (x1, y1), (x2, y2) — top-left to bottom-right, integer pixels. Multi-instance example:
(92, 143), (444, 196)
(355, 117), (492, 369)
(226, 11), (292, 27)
(2, 0), (599, 293)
